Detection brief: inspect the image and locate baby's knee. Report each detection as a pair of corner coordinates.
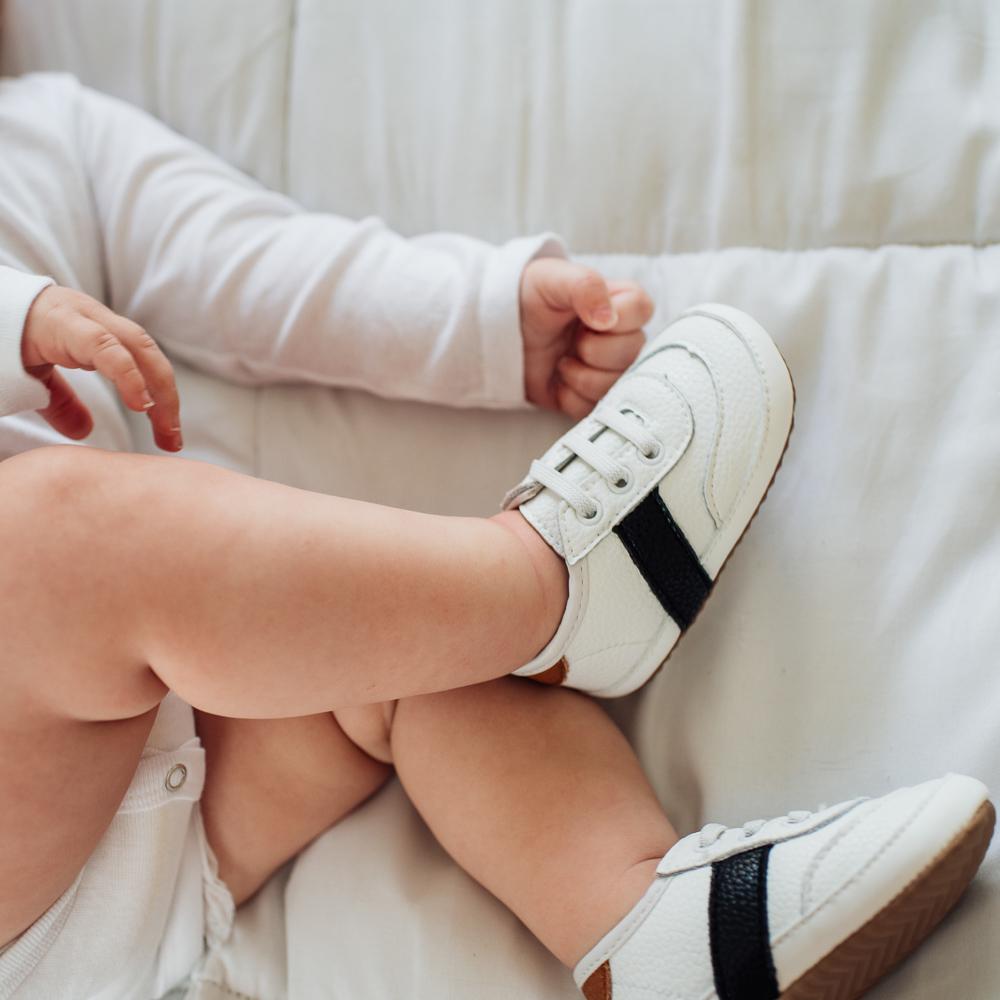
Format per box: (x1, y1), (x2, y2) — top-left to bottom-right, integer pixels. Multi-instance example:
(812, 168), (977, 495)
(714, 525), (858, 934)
(334, 701), (398, 765)
(0, 444), (113, 509)
(0, 446), (105, 547)
(0, 447), (169, 718)
(0, 447), (162, 564)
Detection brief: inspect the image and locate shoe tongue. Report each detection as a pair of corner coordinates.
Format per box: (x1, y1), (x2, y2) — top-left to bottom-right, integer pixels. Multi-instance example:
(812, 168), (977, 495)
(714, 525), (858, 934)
(509, 409), (638, 559)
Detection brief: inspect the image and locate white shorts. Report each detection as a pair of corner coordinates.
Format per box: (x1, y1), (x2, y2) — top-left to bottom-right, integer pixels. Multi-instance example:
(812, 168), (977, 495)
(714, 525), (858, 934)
(0, 695), (235, 1000)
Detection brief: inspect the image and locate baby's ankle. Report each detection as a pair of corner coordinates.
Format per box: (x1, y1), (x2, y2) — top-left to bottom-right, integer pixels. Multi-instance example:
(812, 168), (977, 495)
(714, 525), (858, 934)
(490, 510), (568, 654)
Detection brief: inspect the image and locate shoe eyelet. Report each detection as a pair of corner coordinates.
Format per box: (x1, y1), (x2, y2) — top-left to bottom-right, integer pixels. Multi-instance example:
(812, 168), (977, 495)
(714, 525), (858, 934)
(638, 442), (662, 464)
(578, 500), (603, 522)
(609, 470), (632, 493)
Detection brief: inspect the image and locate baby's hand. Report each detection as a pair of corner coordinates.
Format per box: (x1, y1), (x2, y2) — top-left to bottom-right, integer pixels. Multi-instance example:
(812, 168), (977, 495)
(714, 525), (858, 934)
(22, 285), (182, 451)
(520, 258), (653, 418)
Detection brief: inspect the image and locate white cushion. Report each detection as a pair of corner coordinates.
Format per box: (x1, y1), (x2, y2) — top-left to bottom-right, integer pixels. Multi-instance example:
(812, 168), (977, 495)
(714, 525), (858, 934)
(2, 3), (999, 999)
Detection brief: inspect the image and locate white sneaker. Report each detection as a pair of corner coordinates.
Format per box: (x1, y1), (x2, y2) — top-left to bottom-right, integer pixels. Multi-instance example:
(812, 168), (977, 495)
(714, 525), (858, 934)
(575, 774), (994, 1000)
(505, 304), (794, 696)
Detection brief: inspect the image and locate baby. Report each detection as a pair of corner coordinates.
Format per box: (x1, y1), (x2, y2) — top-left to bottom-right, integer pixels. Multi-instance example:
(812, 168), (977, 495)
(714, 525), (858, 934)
(0, 73), (993, 1000)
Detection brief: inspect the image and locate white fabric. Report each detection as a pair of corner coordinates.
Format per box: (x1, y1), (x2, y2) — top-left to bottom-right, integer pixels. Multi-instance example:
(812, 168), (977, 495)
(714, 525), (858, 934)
(0, 268), (52, 416)
(0, 694), (233, 1000)
(2, 3), (1000, 999)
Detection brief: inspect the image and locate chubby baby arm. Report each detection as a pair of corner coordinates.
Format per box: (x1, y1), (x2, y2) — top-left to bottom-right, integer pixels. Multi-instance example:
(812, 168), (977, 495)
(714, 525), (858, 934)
(69, 82), (653, 412)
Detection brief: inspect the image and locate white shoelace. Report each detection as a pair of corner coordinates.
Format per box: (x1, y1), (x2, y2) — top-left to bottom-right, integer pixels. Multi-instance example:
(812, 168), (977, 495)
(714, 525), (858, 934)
(698, 810), (813, 849)
(530, 407), (662, 520)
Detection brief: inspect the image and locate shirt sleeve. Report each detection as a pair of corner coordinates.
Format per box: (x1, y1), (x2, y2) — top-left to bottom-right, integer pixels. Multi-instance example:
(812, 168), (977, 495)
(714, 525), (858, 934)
(0, 266), (53, 418)
(73, 85), (566, 409)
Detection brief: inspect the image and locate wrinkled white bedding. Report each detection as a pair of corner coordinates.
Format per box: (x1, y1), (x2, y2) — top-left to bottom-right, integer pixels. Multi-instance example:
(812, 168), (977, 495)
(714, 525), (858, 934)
(3, 2), (999, 998)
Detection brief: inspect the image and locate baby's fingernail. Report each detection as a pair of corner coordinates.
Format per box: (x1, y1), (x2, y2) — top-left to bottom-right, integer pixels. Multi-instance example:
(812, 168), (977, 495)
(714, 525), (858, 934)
(141, 394), (155, 409)
(592, 306), (618, 328)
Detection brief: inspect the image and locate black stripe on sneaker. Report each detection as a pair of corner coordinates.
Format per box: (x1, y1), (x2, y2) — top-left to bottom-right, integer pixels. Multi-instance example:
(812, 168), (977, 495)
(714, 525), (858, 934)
(612, 489), (712, 630)
(708, 846), (780, 1000)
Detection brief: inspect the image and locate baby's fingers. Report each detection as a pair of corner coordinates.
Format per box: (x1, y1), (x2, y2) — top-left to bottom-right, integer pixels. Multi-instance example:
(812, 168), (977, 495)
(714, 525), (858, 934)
(557, 355), (622, 403)
(607, 282), (655, 332)
(97, 309), (182, 452)
(567, 269), (618, 330)
(575, 328), (645, 372)
(69, 317), (154, 414)
(555, 381), (596, 420)
(35, 368), (94, 441)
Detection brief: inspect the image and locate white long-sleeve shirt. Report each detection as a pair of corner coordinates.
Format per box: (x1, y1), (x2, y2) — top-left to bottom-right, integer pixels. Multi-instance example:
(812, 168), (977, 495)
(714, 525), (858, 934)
(0, 73), (564, 454)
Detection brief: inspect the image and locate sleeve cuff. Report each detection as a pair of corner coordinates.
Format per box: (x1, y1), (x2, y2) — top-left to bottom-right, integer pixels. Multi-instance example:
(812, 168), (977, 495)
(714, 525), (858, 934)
(478, 232), (568, 408)
(0, 267), (54, 417)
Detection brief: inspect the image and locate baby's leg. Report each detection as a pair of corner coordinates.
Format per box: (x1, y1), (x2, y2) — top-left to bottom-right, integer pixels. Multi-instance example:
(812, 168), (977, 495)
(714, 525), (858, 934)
(2, 445), (565, 719)
(0, 443), (562, 940)
(194, 712), (392, 905)
(0, 696), (158, 946)
(337, 681), (677, 968)
(187, 683), (674, 967)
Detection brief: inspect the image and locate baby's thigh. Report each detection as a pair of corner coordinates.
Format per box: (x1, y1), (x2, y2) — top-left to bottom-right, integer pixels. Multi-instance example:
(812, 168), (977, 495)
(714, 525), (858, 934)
(0, 691), (156, 948)
(0, 451), (160, 948)
(195, 712), (392, 906)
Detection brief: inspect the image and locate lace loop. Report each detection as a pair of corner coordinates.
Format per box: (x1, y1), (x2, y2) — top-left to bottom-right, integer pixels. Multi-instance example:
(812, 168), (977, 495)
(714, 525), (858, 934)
(562, 430), (629, 486)
(598, 407), (660, 457)
(697, 809), (815, 850)
(530, 460), (596, 518)
(532, 407), (661, 517)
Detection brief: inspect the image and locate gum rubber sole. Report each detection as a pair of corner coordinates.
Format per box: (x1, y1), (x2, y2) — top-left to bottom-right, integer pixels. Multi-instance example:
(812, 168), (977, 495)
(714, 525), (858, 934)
(579, 799), (994, 1000)
(781, 799), (996, 999)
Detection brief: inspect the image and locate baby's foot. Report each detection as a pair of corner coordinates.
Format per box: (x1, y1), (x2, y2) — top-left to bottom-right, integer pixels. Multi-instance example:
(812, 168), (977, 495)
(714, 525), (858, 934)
(575, 774), (994, 1000)
(505, 304), (794, 696)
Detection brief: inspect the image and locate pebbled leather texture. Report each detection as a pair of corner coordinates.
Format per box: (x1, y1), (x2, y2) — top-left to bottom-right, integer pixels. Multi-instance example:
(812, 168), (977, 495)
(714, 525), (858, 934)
(766, 774), (989, 988)
(507, 305), (793, 695)
(539, 533), (681, 697)
(656, 798), (864, 878)
(573, 776), (990, 999)
(514, 373), (694, 565)
(709, 846), (780, 1000)
(613, 488), (712, 630)
(631, 315), (769, 560)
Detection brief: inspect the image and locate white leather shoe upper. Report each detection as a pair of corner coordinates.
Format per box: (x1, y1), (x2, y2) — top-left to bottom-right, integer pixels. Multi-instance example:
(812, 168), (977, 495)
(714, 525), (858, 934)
(505, 304), (794, 696)
(574, 774), (991, 999)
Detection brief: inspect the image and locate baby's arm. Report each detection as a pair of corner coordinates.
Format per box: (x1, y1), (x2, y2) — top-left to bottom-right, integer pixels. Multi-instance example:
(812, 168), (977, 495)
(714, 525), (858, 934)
(0, 267), (53, 417)
(66, 85), (555, 409)
(71, 82), (651, 412)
